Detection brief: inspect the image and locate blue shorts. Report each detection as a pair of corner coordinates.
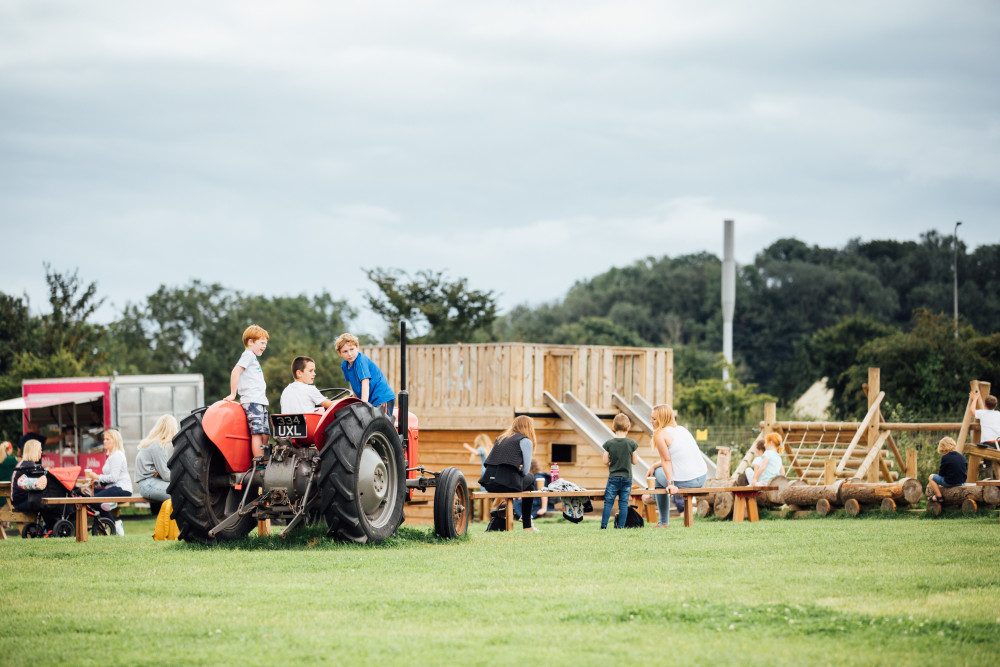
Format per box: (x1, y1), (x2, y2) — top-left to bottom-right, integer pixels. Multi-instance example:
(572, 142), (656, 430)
(930, 474), (961, 489)
(243, 403), (270, 435)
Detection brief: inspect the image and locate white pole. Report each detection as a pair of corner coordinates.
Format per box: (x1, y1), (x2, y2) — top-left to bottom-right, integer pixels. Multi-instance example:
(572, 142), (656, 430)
(722, 220), (735, 387)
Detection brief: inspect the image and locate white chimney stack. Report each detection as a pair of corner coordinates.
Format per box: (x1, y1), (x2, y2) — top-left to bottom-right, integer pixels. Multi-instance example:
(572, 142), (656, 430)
(722, 220), (735, 386)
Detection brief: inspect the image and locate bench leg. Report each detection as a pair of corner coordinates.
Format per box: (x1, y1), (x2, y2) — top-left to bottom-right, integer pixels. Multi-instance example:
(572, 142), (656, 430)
(733, 497), (746, 523)
(505, 498), (514, 532)
(683, 498), (693, 527)
(76, 504), (88, 543)
(748, 498), (759, 522)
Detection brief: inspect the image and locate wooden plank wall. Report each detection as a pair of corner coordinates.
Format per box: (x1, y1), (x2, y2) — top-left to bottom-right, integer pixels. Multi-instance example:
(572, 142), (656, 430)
(367, 343), (673, 415)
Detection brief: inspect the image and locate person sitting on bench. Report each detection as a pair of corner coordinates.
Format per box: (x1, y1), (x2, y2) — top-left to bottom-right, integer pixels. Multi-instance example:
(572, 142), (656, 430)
(479, 416), (539, 532)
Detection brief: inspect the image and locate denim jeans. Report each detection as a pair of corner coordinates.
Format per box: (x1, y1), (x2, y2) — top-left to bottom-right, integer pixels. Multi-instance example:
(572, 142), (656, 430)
(601, 476), (632, 528)
(653, 469), (707, 524)
(137, 477), (170, 502)
(94, 485), (130, 520)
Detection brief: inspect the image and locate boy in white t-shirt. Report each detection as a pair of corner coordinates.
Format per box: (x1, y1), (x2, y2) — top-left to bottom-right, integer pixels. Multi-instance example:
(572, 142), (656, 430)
(224, 324), (270, 458)
(280, 356), (334, 414)
(970, 391), (1000, 449)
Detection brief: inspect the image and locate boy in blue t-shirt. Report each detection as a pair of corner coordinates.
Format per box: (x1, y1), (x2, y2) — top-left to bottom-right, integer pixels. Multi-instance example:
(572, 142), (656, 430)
(600, 414), (639, 529)
(335, 333), (396, 416)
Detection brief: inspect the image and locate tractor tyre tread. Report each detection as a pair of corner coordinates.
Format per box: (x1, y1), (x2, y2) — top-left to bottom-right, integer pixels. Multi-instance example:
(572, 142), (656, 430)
(319, 403), (404, 544)
(433, 466), (469, 539)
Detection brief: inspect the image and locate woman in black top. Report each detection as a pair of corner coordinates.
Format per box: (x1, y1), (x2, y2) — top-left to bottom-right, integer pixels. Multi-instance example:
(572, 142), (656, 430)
(478, 416), (539, 531)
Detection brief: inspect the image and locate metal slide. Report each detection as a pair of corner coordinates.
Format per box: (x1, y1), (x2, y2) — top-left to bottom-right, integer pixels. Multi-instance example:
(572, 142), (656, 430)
(611, 392), (718, 478)
(542, 390), (651, 487)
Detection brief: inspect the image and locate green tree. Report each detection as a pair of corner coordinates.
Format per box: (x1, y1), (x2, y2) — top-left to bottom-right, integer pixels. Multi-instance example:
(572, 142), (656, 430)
(841, 310), (1000, 420)
(674, 359), (778, 426)
(807, 316), (897, 417)
(365, 268), (498, 343)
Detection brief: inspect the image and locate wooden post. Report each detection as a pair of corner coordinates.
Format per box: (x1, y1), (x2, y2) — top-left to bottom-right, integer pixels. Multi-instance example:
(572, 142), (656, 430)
(505, 498), (514, 532)
(257, 519), (271, 537)
(823, 459), (836, 485)
(906, 450), (918, 478)
(763, 403), (776, 437)
(957, 380), (982, 454)
(867, 368), (880, 481)
(716, 447), (731, 480)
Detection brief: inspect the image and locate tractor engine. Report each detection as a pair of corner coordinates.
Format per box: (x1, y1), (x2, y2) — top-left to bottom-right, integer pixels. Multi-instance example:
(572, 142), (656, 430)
(259, 444), (321, 519)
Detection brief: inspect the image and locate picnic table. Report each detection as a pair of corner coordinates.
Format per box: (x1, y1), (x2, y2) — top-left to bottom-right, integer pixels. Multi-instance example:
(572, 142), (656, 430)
(1, 480), (146, 542)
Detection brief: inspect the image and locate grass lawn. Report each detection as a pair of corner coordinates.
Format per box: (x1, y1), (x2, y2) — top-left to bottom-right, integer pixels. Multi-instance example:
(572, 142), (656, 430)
(2, 510), (998, 666)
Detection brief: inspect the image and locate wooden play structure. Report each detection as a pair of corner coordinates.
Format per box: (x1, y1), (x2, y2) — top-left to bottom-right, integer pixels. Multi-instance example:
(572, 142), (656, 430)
(364, 342), (678, 524)
(709, 368), (998, 517)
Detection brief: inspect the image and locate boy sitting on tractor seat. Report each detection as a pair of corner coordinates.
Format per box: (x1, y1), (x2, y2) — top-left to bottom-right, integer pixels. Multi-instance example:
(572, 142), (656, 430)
(280, 356), (334, 414)
(335, 333), (396, 417)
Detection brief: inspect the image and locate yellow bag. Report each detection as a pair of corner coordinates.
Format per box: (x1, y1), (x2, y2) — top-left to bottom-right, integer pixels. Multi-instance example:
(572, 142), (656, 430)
(153, 498), (180, 541)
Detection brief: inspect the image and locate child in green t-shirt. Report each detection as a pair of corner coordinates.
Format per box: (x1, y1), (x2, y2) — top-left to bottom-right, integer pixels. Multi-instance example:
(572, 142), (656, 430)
(600, 414), (639, 529)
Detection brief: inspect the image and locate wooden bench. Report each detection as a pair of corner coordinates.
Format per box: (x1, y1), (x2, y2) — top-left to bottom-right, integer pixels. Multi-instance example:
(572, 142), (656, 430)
(0, 482), (36, 540)
(471, 488), (673, 531)
(673, 486), (778, 527)
(41, 496), (147, 542)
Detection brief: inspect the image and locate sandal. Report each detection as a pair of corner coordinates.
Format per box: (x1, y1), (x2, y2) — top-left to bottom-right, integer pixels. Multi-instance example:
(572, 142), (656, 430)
(929, 495), (943, 503)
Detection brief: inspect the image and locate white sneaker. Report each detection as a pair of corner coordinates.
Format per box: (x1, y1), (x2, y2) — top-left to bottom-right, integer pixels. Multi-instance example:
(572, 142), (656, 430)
(114, 520), (125, 536)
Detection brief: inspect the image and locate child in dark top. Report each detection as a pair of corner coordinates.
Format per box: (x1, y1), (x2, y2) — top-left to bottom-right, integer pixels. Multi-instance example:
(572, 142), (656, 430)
(600, 414), (639, 529)
(927, 436), (967, 502)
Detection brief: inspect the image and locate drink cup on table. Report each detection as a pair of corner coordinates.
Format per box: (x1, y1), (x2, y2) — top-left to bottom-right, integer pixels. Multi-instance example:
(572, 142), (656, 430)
(647, 476), (656, 490)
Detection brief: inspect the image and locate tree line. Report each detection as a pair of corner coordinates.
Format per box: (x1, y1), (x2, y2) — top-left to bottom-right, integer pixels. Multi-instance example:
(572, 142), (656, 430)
(2, 231), (998, 440)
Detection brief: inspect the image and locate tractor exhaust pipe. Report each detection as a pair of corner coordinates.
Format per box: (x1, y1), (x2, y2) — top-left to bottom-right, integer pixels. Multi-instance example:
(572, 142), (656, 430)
(398, 322), (409, 466)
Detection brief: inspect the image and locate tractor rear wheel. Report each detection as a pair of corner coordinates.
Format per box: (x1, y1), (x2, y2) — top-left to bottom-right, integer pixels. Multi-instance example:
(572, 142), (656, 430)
(320, 402), (405, 544)
(433, 467), (469, 539)
(168, 407), (258, 544)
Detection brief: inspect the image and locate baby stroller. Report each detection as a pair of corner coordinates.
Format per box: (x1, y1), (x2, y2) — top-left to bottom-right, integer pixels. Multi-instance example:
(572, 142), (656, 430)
(19, 466), (116, 538)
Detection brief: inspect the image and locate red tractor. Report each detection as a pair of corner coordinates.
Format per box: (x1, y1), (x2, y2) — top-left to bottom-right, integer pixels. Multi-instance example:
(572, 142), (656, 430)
(166, 326), (470, 544)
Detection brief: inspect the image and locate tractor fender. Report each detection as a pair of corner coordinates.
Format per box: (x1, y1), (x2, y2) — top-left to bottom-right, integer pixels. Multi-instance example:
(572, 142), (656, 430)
(201, 401), (253, 472)
(313, 397), (364, 450)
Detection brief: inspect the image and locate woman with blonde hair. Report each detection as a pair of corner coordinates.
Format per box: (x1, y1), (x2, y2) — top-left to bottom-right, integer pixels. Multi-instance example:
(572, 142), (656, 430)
(85, 429), (133, 534)
(134, 415), (179, 502)
(478, 415), (540, 531)
(10, 440), (47, 513)
(927, 436), (967, 502)
(647, 404), (708, 528)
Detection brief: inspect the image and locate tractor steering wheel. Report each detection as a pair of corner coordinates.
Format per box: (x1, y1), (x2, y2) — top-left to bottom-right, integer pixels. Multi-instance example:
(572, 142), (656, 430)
(318, 387), (352, 402)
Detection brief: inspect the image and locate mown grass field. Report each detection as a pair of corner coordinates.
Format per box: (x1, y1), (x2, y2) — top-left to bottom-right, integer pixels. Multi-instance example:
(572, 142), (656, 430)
(2, 510), (998, 666)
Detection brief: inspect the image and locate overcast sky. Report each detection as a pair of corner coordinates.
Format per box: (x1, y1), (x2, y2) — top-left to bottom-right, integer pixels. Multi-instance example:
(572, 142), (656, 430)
(2, 1), (997, 337)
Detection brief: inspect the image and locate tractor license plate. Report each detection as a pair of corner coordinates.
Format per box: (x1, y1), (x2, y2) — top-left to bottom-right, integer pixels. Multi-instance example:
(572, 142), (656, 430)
(271, 414), (308, 439)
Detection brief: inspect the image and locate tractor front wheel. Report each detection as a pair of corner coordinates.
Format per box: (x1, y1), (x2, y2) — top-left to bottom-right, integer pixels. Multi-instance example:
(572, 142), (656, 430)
(167, 407), (259, 544)
(319, 403), (405, 544)
(433, 467), (469, 539)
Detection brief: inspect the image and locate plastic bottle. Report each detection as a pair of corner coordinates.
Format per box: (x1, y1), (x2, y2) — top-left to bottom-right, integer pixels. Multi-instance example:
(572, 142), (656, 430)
(550, 463), (559, 482)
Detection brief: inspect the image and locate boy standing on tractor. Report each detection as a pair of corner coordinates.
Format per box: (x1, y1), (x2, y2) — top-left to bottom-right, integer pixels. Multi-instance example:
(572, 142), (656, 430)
(224, 324), (270, 458)
(280, 356), (334, 414)
(335, 333), (395, 417)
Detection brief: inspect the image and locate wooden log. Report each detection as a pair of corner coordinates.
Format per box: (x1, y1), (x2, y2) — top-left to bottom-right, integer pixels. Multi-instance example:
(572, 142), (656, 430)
(713, 491), (734, 519)
(880, 497), (896, 513)
(925, 484), (985, 506)
(697, 498), (711, 518)
(983, 485), (1000, 506)
(777, 480), (844, 506)
(843, 498), (864, 516)
(758, 475), (789, 507)
(962, 498), (978, 515)
(840, 478), (923, 506)
(926, 500), (943, 516)
(816, 498), (832, 515)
